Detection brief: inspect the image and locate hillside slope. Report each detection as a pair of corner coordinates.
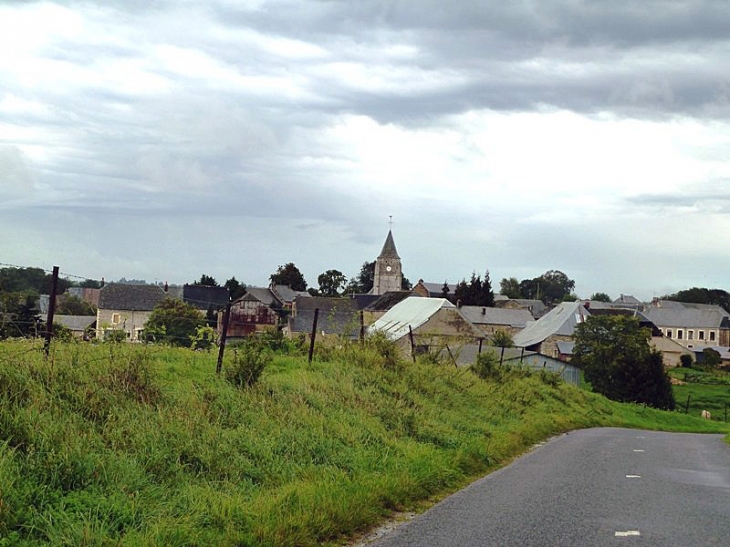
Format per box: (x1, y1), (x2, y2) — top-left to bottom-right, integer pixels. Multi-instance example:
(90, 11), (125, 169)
(0, 340), (725, 546)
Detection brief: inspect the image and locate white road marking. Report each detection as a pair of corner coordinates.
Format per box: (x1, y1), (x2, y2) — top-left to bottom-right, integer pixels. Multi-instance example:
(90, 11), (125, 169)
(626, 474), (641, 478)
(615, 530), (641, 537)
(633, 449), (645, 452)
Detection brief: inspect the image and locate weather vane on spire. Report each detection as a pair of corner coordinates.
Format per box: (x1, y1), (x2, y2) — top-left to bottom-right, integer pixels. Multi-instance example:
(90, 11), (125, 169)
(389, 215), (393, 230)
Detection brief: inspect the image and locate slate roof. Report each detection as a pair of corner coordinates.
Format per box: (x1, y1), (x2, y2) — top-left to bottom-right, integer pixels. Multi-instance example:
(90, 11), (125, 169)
(289, 297), (362, 338)
(513, 301), (590, 348)
(459, 306), (534, 328)
(365, 291), (419, 311)
(378, 230), (400, 259)
(495, 298), (548, 319)
(642, 306), (730, 329)
(55, 315), (96, 331)
(271, 284), (310, 305)
(243, 287), (282, 308)
(183, 284), (229, 310)
(98, 284), (168, 311)
(416, 281), (458, 297)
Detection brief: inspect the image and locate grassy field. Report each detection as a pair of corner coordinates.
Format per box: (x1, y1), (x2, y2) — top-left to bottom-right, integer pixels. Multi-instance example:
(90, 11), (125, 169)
(669, 366), (730, 420)
(0, 338), (726, 546)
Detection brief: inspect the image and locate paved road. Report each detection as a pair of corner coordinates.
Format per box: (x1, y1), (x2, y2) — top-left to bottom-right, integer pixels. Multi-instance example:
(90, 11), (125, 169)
(368, 428), (730, 546)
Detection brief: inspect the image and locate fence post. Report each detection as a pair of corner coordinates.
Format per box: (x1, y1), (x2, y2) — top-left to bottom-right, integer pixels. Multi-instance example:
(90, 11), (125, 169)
(685, 394), (691, 414)
(308, 308), (319, 365)
(216, 300), (231, 375)
(408, 325), (416, 363)
(43, 266), (59, 359)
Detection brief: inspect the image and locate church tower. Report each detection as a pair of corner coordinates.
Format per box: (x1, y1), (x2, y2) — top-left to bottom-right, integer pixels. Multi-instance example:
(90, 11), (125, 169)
(372, 229), (403, 295)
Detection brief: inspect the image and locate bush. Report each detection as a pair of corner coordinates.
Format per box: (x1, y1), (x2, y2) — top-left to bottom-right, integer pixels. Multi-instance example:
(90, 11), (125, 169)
(471, 350), (501, 380)
(225, 338), (272, 388)
(680, 354), (693, 368)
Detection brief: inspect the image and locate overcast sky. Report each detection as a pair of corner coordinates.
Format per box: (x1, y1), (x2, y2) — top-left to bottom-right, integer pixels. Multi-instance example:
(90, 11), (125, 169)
(2, 1), (730, 300)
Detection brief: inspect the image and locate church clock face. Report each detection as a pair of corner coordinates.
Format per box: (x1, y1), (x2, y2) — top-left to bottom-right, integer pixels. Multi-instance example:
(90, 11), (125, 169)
(386, 266), (392, 272)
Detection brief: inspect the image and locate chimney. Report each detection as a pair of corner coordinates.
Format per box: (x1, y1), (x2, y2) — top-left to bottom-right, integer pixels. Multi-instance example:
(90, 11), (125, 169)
(456, 299), (462, 308)
(164, 281), (169, 293)
(100, 277), (105, 288)
(584, 301), (590, 310)
(481, 307), (486, 315)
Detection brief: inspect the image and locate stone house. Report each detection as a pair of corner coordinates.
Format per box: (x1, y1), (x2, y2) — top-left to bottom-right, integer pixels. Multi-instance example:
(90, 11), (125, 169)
(96, 284), (168, 341)
(458, 305), (535, 339)
(368, 297), (485, 359)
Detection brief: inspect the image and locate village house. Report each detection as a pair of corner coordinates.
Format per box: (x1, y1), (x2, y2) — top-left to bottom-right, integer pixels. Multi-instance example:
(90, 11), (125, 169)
(368, 297), (485, 360)
(642, 300), (730, 349)
(220, 288), (281, 338)
(96, 283), (168, 341)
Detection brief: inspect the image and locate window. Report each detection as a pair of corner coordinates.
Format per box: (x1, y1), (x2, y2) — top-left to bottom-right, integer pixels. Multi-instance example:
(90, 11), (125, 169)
(111, 313), (121, 325)
(677, 330), (683, 340)
(710, 331), (716, 342)
(699, 331), (705, 341)
(666, 329), (672, 338)
(688, 330), (694, 340)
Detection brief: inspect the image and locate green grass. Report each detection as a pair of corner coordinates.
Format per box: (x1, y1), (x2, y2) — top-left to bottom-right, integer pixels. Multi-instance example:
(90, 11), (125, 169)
(0, 339), (726, 546)
(669, 367), (730, 420)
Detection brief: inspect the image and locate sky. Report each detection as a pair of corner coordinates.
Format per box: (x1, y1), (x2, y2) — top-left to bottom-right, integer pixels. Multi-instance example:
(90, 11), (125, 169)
(1, 0), (730, 301)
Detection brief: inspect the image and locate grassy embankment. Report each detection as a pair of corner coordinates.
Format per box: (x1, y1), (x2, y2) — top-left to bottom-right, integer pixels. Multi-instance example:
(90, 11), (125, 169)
(0, 339), (726, 546)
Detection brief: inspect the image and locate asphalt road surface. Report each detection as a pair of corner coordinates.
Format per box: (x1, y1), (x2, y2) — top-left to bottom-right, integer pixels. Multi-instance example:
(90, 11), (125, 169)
(368, 428), (730, 547)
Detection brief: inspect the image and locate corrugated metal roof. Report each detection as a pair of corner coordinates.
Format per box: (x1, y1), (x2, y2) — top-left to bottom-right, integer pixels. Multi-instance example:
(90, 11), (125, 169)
(368, 297), (455, 341)
(513, 301), (590, 348)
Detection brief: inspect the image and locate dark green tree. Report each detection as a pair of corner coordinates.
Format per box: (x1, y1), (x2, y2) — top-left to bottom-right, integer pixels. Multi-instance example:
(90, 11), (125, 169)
(401, 276), (412, 291)
(590, 292), (612, 302)
(499, 277), (522, 299)
(317, 269), (347, 297)
(453, 270), (494, 306)
(441, 281), (451, 299)
(345, 261), (375, 294)
(0, 291), (40, 338)
(143, 298), (206, 347)
(56, 295), (96, 316)
(269, 263), (307, 292)
(196, 274), (219, 287)
(224, 277), (246, 300)
(702, 348), (722, 368)
(79, 278), (103, 289)
(572, 315), (675, 410)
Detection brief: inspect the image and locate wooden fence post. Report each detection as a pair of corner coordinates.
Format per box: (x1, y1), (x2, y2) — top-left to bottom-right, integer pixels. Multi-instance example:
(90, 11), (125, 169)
(216, 301), (231, 375)
(43, 266), (59, 359)
(308, 308), (319, 365)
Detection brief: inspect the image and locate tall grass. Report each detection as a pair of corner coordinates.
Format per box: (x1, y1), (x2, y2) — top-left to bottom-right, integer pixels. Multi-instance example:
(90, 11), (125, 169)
(0, 339), (726, 546)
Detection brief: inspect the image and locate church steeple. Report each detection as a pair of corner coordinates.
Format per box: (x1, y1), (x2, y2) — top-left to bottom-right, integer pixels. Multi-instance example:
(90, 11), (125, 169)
(373, 227), (403, 295)
(378, 230), (400, 260)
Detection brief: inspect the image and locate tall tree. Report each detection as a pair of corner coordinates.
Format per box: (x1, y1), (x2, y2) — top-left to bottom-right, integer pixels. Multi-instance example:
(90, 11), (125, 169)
(196, 274), (219, 287)
(572, 315), (675, 410)
(317, 270), (347, 297)
(499, 277), (522, 299)
(224, 277), (246, 300)
(453, 270), (494, 306)
(590, 292), (612, 303)
(56, 295), (96, 316)
(345, 261), (375, 294)
(269, 263), (307, 292)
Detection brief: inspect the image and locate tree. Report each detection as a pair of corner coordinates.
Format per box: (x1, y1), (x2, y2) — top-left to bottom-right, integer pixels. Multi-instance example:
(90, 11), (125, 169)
(499, 277), (522, 299)
(572, 315), (675, 410)
(440, 281), (451, 299)
(224, 277), (246, 300)
(491, 329), (514, 348)
(269, 263), (307, 292)
(537, 270), (575, 306)
(590, 292), (612, 302)
(0, 290), (40, 338)
(56, 295), (96, 316)
(345, 261), (375, 294)
(317, 269), (347, 297)
(196, 274), (219, 287)
(702, 348), (721, 368)
(453, 270), (494, 307)
(143, 298), (206, 347)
